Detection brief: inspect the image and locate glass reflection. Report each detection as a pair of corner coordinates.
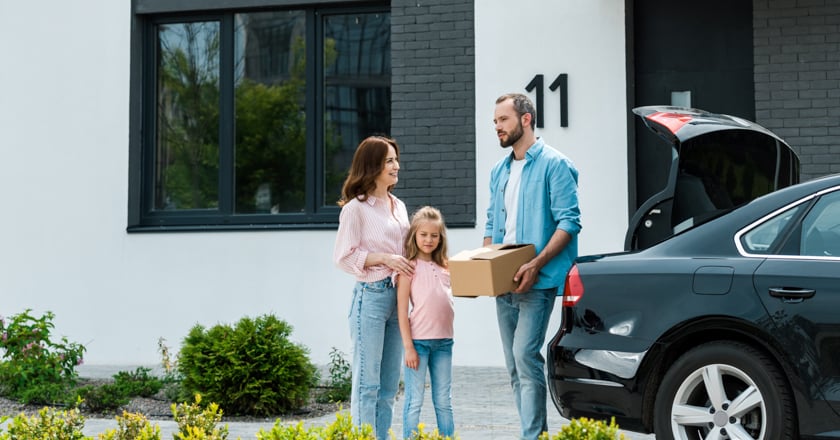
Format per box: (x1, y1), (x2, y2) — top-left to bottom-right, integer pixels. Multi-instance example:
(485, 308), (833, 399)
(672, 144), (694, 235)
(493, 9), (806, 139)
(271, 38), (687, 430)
(234, 11), (306, 214)
(323, 12), (391, 207)
(155, 21), (221, 211)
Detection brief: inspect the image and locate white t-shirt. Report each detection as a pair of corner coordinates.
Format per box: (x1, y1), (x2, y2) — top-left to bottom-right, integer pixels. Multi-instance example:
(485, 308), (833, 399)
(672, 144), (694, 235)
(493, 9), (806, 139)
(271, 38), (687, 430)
(503, 158), (525, 244)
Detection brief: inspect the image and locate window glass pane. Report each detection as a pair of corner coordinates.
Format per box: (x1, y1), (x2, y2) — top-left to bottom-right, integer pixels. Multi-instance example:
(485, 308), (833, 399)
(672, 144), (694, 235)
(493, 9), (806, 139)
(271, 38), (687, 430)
(323, 12), (391, 206)
(674, 130), (781, 227)
(801, 191), (840, 257)
(234, 11), (306, 214)
(741, 204), (803, 254)
(155, 22), (221, 210)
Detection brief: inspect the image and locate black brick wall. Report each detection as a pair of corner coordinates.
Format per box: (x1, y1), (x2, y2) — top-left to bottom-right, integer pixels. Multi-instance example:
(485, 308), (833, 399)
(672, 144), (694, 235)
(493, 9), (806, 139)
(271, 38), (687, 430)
(754, 0), (840, 181)
(390, 0), (476, 227)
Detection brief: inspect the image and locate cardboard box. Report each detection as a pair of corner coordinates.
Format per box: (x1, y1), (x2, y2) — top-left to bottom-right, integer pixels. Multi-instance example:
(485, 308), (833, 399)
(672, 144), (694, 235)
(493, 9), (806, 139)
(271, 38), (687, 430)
(449, 244), (536, 297)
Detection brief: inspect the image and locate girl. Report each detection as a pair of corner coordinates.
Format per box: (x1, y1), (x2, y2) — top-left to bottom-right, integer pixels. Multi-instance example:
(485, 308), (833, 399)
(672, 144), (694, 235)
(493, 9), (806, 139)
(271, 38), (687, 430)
(333, 135), (414, 440)
(396, 206), (455, 439)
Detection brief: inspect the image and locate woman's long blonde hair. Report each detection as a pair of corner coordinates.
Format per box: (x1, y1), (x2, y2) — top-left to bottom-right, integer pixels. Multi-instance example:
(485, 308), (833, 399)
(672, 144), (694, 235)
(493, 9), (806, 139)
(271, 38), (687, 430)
(404, 206), (448, 268)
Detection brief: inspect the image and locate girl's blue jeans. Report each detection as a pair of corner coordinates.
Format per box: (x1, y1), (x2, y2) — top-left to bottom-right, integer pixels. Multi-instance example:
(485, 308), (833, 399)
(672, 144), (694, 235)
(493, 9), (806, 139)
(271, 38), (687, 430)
(402, 338), (455, 439)
(349, 278), (403, 440)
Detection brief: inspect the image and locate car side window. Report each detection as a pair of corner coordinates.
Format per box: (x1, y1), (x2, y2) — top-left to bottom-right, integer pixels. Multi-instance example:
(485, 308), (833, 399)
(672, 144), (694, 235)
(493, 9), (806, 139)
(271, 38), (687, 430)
(800, 190), (840, 257)
(741, 205), (803, 254)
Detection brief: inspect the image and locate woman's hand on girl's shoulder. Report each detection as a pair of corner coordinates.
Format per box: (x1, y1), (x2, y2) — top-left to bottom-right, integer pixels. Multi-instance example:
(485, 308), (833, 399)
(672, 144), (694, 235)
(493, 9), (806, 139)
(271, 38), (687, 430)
(387, 253), (414, 277)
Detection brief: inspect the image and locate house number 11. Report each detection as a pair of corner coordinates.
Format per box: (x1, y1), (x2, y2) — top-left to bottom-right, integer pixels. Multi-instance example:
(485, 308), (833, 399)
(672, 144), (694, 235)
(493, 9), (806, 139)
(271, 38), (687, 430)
(525, 74), (569, 128)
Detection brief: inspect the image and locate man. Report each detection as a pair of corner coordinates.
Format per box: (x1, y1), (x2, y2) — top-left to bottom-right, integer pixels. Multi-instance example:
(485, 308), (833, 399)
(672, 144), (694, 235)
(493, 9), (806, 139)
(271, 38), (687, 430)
(484, 93), (581, 439)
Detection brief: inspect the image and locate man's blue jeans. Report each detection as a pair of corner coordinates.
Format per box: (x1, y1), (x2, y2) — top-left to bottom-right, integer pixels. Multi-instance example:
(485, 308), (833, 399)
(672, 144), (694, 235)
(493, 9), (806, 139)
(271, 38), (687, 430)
(349, 278), (403, 440)
(496, 287), (557, 440)
(402, 338), (454, 439)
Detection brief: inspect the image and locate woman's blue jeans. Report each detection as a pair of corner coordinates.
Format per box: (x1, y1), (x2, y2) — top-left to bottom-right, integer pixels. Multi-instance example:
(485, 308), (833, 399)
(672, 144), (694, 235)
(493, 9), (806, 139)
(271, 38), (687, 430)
(402, 338), (454, 439)
(496, 287), (557, 440)
(349, 278), (403, 440)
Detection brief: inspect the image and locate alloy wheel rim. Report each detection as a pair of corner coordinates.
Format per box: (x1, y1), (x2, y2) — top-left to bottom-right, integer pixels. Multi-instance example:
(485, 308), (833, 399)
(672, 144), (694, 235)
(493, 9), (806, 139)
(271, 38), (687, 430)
(670, 363), (767, 439)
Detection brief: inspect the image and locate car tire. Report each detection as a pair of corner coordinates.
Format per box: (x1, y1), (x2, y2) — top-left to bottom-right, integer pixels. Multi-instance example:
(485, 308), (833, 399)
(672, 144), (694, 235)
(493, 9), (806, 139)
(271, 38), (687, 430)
(653, 341), (795, 440)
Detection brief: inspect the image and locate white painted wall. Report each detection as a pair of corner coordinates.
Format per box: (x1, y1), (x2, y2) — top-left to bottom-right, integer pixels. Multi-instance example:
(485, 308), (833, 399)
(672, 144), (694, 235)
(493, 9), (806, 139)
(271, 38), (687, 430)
(0, 1), (627, 368)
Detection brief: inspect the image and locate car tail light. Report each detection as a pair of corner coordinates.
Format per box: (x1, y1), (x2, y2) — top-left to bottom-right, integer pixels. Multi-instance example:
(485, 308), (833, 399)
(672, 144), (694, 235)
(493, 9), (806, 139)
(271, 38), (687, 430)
(562, 264), (583, 306)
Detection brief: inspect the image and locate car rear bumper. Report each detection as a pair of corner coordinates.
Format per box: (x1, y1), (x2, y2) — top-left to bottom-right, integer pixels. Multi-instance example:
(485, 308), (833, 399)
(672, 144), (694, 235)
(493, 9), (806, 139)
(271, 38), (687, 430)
(547, 344), (652, 433)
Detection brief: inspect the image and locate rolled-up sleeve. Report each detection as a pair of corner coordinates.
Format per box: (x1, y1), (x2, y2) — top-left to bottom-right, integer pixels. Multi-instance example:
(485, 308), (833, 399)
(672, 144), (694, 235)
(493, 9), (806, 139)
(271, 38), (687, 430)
(551, 159), (582, 236)
(333, 203), (369, 277)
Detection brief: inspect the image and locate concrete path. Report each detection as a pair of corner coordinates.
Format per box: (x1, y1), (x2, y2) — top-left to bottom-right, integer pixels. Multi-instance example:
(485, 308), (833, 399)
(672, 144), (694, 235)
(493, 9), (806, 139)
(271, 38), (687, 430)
(75, 366), (654, 439)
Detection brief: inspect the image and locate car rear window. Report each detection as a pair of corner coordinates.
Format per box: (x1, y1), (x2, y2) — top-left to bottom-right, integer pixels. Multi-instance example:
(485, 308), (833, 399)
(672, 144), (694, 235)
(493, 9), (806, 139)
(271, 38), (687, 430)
(673, 129), (795, 232)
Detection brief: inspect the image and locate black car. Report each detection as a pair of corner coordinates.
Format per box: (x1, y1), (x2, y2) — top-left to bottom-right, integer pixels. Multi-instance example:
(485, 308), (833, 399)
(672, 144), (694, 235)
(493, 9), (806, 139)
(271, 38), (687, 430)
(547, 107), (840, 439)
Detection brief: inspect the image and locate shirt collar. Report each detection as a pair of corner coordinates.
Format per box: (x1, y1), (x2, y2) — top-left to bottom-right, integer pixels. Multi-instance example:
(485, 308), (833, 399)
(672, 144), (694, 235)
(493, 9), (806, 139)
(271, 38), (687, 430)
(361, 192), (394, 206)
(506, 137), (545, 163)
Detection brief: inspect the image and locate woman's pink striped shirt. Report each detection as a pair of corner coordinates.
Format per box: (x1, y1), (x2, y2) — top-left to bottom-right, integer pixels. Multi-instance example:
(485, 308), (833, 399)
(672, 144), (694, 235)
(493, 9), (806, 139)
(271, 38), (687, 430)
(333, 193), (410, 282)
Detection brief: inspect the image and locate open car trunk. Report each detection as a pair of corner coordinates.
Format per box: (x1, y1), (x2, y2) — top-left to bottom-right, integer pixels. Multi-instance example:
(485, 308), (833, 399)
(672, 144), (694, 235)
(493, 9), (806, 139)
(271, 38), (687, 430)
(627, 106), (800, 251)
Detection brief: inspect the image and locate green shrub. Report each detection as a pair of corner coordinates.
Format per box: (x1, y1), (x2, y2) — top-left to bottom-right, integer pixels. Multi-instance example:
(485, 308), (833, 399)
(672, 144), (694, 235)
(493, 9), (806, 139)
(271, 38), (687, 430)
(97, 411), (162, 440)
(401, 423), (457, 440)
(255, 413), (459, 440)
(316, 347), (351, 404)
(177, 314), (318, 416)
(78, 383), (131, 413)
(0, 310), (86, 405)
(171, 394), (229, 440)
(113, 367), (163, 398)
(0, 407), (87, 440)
(256, 412), (376, 440)
(538, 417), (626, 440)
(77, 367), (165, 413)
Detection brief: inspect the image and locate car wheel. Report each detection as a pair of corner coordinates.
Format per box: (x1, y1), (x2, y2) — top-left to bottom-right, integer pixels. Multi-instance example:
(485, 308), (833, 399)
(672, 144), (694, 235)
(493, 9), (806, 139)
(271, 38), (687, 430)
(654, 341), (795, 440)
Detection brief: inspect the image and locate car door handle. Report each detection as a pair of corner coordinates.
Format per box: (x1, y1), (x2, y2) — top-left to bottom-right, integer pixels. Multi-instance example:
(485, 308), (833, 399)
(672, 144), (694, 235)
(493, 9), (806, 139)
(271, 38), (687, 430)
(768, 287), (816, 300)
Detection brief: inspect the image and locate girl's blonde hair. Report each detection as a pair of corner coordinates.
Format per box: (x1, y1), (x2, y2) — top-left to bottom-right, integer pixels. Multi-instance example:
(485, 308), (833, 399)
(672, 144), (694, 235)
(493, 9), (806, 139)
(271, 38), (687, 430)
(404, 206), (448, 267)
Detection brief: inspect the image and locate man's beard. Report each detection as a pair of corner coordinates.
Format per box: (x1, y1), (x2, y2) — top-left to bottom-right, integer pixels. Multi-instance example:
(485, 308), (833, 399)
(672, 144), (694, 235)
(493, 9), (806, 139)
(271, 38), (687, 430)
(499, 121), (524, 148)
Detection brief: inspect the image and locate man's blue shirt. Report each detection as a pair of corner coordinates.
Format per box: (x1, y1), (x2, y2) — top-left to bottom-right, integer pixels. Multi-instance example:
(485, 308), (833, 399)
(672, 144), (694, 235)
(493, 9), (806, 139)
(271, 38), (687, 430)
(484, 138), (582, 290)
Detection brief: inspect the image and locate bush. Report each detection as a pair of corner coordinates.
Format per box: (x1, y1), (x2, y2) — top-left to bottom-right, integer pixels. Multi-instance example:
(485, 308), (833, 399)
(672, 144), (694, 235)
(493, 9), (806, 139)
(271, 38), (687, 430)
(78, 383), (131, 413)
(316, 347), (351, 404)
(0, 398), (231, 440)
(256, 412), (376, 440)
(402, 423), (457, 440)
(97, 411), (162, 440)
(0, 407), (86, 440)
(171, 394), (229, 440)
(256, 414), (459, 439)
(538, 417), (626, 440)
(77, 367), (165, 413)
(177, 314), (318, 416)
(113, 367), (163, 398)
(0, 310), (86, 405)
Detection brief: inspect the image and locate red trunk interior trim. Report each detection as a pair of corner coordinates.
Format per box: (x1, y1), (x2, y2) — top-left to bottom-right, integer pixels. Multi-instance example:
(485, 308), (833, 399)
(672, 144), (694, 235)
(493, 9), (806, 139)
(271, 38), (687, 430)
(646, 111), (692, 134)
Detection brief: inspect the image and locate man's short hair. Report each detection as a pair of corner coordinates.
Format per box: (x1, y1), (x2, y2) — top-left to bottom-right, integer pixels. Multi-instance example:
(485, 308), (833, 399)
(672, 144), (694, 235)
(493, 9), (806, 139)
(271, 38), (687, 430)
(496, 93), (536, 130)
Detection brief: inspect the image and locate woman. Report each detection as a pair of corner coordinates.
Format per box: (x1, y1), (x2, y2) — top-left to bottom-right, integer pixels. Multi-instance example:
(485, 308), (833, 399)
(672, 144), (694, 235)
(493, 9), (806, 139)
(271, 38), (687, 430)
(333, 135), (413, 440)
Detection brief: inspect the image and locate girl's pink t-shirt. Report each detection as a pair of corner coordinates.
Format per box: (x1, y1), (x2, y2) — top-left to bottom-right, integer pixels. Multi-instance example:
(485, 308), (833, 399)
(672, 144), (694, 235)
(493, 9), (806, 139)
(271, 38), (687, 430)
(407, 259), (455, 339)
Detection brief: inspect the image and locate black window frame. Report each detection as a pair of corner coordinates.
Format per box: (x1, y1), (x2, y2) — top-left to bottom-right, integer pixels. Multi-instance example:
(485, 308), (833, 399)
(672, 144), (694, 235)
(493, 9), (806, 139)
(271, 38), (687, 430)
(127, 0), (390, 232)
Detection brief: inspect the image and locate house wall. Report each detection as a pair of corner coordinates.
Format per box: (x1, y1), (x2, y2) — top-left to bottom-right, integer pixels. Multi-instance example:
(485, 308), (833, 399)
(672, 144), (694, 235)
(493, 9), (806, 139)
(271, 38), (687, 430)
(754, 0), (840, 180)
(0, 1), (627, 367)
(391, 0), (477, 226)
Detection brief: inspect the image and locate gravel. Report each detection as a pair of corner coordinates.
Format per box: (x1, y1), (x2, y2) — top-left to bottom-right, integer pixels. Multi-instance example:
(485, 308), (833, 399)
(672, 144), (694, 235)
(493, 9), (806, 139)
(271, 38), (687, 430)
(0, 379), (342, 423)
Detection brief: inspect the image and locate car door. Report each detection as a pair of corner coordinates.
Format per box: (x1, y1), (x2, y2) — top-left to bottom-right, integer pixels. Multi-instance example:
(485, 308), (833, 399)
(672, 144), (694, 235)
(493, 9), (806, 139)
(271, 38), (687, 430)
(751, 188), (840, 417)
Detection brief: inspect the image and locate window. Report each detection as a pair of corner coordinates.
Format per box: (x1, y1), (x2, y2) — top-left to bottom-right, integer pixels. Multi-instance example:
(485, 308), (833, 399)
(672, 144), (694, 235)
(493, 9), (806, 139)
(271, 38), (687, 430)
(740, 204), (804, 254)
(739, 189), (840, 257)
(800, 190), (840, 257)
(129, 3), (390, 230)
